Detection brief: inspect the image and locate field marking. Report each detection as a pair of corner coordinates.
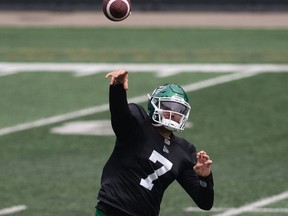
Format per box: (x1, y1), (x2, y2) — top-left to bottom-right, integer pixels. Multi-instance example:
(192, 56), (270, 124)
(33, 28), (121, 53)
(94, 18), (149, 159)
(50, 120), (114, 136)
(0, 71), (261, 136)
(0, 205), (27, 215)
(1, 63), (288, 213)
(212, 191), (288, 216)
(50, 120), (193, 136)
(1, 63), (288, 136)
(0, 63), (288, 77)
(184, 207), (288, 213)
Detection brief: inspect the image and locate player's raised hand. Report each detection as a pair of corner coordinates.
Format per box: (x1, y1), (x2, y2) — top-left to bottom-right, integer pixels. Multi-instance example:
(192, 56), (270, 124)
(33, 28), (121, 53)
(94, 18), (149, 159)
(105, 69), (129, 90)
(193, 150), (212, 177)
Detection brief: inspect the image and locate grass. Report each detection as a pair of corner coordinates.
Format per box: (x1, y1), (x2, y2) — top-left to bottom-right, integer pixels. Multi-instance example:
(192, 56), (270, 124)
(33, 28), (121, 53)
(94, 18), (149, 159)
(0, 27), (288, 216)
(0, 71), (227, 128)
(0, 28), (287, 63)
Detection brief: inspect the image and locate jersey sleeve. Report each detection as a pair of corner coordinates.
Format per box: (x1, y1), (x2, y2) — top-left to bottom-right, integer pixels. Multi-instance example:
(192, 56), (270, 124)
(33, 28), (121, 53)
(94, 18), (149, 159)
(109, 84), (148, 144)
(176, 143), (214, 210)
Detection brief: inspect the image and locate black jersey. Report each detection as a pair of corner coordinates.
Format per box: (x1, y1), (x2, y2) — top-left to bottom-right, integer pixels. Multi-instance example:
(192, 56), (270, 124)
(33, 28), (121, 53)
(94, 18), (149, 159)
(96, 84), (214, 216)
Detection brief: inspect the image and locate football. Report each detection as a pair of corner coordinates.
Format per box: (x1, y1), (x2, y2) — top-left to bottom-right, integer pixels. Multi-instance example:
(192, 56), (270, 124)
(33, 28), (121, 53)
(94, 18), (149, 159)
(102, 0), (132, 22)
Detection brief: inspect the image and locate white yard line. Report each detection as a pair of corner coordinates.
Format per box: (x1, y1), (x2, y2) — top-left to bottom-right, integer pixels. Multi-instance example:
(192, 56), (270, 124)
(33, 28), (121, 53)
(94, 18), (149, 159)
(212, 191), (288, 216)
(0, 63), (288, 77)
(182, 70), (261, 92)
(249, 208), (288, 213)
(1, 63), (288, 137)
(0, 205), (27, 215)
(0, 71), (260, 137)
(183, 207), (231, 212)
(184, 207), (288, 213)
(0, 104), (108, 136)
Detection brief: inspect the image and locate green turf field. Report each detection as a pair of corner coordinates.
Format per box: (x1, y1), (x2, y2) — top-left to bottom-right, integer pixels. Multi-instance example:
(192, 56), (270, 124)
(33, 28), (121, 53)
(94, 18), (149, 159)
(0, 27), (288, 216)
(0, 28), (288, 63)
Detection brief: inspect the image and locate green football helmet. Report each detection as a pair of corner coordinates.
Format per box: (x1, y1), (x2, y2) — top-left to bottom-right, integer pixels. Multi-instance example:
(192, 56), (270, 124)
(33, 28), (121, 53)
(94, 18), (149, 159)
(147, 84), (191, 132)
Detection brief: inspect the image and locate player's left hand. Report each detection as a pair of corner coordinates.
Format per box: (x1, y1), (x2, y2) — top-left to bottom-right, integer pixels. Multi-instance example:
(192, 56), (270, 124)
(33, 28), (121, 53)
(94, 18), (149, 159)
(193, 150), (212, 177)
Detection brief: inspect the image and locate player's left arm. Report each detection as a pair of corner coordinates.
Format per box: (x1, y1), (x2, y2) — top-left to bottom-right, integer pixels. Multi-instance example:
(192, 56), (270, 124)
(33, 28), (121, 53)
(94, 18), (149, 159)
(177, 150), (214, 210)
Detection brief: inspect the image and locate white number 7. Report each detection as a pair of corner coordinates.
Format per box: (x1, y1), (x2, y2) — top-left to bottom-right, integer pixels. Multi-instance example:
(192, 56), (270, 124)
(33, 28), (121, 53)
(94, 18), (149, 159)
(140, 150), (173, 190)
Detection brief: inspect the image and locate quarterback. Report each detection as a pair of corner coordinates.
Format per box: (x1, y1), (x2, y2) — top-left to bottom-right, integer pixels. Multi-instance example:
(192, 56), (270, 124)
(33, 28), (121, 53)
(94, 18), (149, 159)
(95, 69), (214, 216)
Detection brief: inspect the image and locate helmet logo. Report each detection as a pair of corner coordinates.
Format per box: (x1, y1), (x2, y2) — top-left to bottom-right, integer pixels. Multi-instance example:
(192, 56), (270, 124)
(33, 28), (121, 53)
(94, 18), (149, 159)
(152, 85), (166, 96)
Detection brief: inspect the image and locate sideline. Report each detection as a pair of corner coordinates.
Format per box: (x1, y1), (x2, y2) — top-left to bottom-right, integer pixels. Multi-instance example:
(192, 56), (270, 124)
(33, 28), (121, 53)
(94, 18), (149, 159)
(0, 12), (287, 29)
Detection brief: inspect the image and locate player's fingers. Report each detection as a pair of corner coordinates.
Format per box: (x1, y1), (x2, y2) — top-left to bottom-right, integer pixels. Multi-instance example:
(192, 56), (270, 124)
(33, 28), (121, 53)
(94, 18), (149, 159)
(113, 69), (127, 76)
(123, 75), (129, 90)
(199, 150), (207, 154)
(197, 150), (206, 157)
(203, 154), (210, 160)
(193, 163), (203, 171)
(104, 73), (112, 79)
(205, 160), (213, 167)
(111, 70), (128, 80)
(105, 70), (123, 78)
(104, 72), (115, 85)
(105, 70), (128, 88)
(206, 159), (212, 164)
(105, 70), (119, 77)
(105, 71), (119, 84)
(198, 151), (210, 159)
(198, 152), (208, 159)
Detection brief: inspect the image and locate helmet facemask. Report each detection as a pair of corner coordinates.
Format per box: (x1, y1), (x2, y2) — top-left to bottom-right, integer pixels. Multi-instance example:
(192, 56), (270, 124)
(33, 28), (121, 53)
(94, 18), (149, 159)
(148, 95), (191, 132)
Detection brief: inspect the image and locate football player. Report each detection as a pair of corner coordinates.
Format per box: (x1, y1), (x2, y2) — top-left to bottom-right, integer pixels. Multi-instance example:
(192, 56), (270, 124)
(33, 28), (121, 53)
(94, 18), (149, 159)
(95, 69), (214, 216)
